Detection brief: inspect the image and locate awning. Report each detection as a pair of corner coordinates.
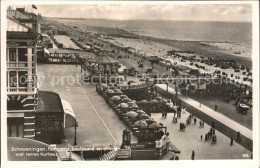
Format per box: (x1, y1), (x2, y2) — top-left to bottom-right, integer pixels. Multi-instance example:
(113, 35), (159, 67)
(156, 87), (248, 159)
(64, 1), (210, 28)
(61, 99), (78, 128)
(44, 48), (50, 56)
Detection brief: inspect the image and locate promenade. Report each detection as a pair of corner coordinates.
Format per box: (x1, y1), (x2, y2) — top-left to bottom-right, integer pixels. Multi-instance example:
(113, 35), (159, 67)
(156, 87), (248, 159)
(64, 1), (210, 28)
(37, 64), (138, 148)
(156, 84), (252, 151)
(152, 113), (251, 160)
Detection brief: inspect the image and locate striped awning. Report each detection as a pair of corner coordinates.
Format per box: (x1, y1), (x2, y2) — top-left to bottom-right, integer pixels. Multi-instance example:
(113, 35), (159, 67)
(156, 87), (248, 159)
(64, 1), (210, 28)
(61, 99), (78, 128)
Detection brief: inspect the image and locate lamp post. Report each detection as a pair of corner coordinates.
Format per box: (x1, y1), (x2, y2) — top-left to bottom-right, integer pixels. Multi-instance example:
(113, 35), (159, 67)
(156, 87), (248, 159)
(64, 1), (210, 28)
(198, 89), (203, 107)
(73, 119), (77, 146)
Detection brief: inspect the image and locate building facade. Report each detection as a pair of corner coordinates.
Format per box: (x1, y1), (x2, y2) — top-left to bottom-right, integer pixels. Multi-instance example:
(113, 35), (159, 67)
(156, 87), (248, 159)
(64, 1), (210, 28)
(6, 8), (39, 139)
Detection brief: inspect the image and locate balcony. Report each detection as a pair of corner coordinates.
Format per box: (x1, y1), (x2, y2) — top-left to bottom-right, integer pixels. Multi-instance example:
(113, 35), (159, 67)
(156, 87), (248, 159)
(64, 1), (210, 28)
(7, 87), (37, 95)
(7, 61), (28, 68)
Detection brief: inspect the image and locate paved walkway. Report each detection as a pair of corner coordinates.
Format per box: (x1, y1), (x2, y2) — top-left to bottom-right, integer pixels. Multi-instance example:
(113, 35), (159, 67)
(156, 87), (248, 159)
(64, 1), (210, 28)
(156, 84), (252, 141)
(37, 64), (137, 148)
(151, 113), (251, 160)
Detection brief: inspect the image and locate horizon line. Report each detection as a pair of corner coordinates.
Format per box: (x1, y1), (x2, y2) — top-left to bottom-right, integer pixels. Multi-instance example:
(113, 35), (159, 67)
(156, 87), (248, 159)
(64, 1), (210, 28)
(44, 16), (252, 23)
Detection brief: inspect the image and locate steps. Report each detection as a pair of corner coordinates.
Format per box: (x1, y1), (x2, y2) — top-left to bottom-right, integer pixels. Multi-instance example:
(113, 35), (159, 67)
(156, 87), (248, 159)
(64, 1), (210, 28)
(99, 149), (117, 161)
(23, 112), (35, 139)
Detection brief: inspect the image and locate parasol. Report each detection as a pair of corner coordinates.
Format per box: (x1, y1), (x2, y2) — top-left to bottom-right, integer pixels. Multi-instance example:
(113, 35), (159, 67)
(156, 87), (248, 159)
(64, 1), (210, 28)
(149, 123), (163, 128)
(122, 98), (131, 103)
(144, 119), (156, 126)
(134, 120), (148, 127)
(155, 97), (162, 101)
(106, 89), (114, 94)
(120, 95), (128, 99)
(136, 110), (145, 116)
(126, 111), (138, 118)
(118, 103), (129, 108)
(111, 96), (121, 101)
(140, 113), (150, 119)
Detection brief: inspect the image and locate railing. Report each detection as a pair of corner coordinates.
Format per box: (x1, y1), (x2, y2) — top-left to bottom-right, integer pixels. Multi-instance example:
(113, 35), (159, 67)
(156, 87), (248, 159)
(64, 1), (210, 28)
(7, 87), (36, 93)
(119, 81), (154, 91)
(7, 61), (28, 68)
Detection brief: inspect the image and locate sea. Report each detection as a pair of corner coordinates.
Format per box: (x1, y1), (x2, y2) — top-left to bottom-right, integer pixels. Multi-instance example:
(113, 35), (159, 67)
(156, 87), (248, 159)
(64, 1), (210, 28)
(83, 19), (252, 45)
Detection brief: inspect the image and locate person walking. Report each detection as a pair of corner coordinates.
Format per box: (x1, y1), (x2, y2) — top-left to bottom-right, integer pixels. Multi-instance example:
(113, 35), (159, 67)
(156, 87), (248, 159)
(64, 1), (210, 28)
(191, 150), (195, 160)
(230, 137), (233, 146)
(236, 131), (241, 141)
(199, 121), (202, 127)
(200, 135), (203, 141)
(194, 118), (197, 125)
(162, 111), (164, 118)
(215, 105), (217, 111)
(165, 111), (168, 119)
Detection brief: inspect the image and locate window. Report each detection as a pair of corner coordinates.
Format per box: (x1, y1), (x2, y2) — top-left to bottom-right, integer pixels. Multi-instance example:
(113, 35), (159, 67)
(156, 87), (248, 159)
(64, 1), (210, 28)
(9, 71), (17, 87)
(8, 125), (23, 137)
(18, 48), (27, 62)
(18, 71), (27, 87)
(9, 48), (16, 61)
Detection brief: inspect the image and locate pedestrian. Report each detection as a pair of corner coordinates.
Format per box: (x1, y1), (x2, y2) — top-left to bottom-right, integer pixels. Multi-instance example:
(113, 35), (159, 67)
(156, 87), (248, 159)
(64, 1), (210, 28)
(202, 120), (204, 127)
(212, 121), (215, 128)
(162, 112), (164, 118)
(215, 105), (217, 111)
(200, 135), (203, 141)
(236, 131), (241, 141)
(191, 150), (195, 160)
(212, 129), (215, 135)
(205, 134), (207, 141)
(180, 123), (182, 130)
(230, 138), (233, 146)
(165, 111), (168, 119)
(199, 121), (202, 127)
(194, 118), (197, 125)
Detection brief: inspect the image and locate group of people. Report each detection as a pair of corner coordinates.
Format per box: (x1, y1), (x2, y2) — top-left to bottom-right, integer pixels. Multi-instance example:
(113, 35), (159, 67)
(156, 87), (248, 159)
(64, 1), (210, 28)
(173, 105), (183, 118)
(201, 127), (217, 144)
(179, 122), (186, 131)
(161, 111), (168, 119)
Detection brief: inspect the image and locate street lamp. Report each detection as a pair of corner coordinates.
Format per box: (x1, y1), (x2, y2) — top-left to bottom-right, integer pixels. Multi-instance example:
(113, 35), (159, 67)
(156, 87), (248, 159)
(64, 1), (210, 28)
(198, 89), (203, 107)
(73, 119), (77, 146)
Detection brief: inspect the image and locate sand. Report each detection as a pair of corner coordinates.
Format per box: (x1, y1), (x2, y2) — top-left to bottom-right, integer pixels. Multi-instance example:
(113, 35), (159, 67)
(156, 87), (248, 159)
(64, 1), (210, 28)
(200, 42), (252, 58)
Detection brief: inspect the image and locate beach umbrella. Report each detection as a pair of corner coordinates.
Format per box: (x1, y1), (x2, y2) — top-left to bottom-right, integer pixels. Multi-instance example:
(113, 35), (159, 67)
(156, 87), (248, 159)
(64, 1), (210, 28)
(135, 120), (148, 128)
(126, 111), (138, 118)
(107, 83), (114, 87)
(130, 104), (139, 110)
(113, 88), (120, 92)
(111, 96), (121, 101)
(144, 119), (156, 126)
(127, 80), (135, 86)
(140, 113), (150, 119)
(114, 90), (123, 94)
(149, 123), (163, 128)
(109, 86), (116, 90)
(122, 98), (131, 103)
(139, 78), (146, 84)
(155, 97), (162, 101)
(136, 110), (145, 116)
(106, 89), (114, 94)
(120, 95), (128, 99)
(118, 103), (129, 108)
(101, 83), (108, 88)
(127, 101), (135, 107)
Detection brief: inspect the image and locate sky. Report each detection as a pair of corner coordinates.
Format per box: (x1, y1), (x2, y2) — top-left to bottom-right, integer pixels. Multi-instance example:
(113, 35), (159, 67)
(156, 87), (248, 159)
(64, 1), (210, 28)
(15, 4), (252, 22)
